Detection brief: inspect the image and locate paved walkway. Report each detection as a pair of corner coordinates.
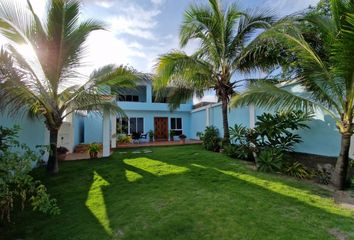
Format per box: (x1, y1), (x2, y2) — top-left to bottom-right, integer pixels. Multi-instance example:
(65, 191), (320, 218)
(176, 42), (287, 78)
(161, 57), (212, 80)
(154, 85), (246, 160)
(116, 139), (202, 149)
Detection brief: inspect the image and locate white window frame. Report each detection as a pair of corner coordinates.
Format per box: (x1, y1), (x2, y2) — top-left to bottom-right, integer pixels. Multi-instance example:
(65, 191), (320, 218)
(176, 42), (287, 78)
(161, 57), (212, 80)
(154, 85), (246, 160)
(170, 117), (182, 132)
(129, 117), (144, 134)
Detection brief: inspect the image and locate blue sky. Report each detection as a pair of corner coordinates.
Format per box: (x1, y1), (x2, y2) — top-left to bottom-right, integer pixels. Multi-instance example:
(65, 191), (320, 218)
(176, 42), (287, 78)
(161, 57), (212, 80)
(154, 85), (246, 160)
(30, 0), (319, 101)
(74, 0), (319, 74)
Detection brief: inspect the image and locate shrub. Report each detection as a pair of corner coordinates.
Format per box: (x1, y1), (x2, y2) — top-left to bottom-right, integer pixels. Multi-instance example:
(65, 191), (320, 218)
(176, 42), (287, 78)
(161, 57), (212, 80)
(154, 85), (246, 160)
(255, 111), (311, 152)
(315, 166), (333, 185)
(148, 130), (154, 142)
(117, 134), (131, 144)
(0, 125), (60, 223)
(256, 148), (283, 173)
(200, 126), (221, 152)
(282, 162), (310, 179)
(223, 144), (253, 160)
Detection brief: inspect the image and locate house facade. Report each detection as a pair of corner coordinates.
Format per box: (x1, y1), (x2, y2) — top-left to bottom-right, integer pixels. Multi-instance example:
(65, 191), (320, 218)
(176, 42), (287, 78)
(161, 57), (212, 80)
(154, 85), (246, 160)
(2, 80), (354, 160)
(81, 79), (194, 145)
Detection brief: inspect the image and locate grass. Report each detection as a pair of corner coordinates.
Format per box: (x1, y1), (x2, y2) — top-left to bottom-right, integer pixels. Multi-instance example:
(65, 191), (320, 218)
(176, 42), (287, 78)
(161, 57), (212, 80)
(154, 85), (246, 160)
(2, 145), (354, 240)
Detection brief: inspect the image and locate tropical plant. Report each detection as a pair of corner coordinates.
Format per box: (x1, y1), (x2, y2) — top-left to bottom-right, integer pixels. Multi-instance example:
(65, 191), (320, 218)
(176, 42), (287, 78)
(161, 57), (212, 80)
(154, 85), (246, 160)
(223, 144), (252, 160)
(256, 148), (283, 173)
(255, 111), (311, 152)
(117, 134), (131, 144)
(0, 0), (141, 173)
(229, 111), (310, 156)
(148, 130), (154, 142)
(200, 126), (221, 152)
(169, 130), (176, 141)
(282, 162), (310, 179)
(231, 0), (354, 189)
(88, 143), (101, 159)
(0, 125), (60, 223)
(154, 0), (275, 144)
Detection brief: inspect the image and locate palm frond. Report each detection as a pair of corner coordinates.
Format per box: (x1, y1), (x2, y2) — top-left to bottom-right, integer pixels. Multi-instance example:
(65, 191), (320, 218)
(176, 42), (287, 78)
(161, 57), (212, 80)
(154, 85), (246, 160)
(231, 81), (338, 121)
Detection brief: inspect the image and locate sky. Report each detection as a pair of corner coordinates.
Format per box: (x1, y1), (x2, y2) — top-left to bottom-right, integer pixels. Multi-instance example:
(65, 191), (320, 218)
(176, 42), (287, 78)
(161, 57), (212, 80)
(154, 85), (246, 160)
(27, 0), (320, 101)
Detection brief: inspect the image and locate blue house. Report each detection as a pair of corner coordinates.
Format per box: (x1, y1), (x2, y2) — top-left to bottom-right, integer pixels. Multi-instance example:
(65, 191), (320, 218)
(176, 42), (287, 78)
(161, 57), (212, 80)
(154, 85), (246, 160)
(81, 78), (194, 149)
(1, 79), (353, 160)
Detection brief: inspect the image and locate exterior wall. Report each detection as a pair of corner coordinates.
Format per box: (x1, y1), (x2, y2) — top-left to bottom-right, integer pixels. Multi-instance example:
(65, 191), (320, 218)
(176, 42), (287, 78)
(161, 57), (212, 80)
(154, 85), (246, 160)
(83, 110), (192, 143)
(0, 111), (49, 159)
(190, 103), (250, 139)
(190, 109), (207, 139)
(189, 102), (347, 158)
(74, 113), (85, 146)
(84, 113), (103, 143)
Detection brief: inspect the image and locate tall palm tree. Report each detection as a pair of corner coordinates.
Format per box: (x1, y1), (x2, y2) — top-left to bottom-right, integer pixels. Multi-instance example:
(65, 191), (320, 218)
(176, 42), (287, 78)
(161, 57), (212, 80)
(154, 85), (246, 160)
(154, 0), (274, 144)
(231, 0), (354, 189)
(0, 0), (141, 173)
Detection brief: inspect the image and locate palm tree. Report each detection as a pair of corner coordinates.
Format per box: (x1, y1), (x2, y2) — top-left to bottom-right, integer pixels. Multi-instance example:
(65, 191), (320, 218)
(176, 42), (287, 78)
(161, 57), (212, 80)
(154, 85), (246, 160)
(231, 0), (354, 189)
(0, 0), (141, 173)
(154, 0), (274, 144)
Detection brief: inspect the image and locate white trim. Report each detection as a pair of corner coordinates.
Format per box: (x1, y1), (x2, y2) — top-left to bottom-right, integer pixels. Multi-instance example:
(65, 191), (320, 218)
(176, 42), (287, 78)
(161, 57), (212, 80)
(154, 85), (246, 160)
(191, 102), (221, 113)
(170, 117), (183, 132)
(128, 117), (145, 134)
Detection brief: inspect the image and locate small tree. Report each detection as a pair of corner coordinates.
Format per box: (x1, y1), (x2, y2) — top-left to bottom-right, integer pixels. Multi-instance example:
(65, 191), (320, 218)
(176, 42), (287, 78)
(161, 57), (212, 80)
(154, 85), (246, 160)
(232, 0), (354, 189)
(0, 0), (141, 173)
(0, 125), (60, 223)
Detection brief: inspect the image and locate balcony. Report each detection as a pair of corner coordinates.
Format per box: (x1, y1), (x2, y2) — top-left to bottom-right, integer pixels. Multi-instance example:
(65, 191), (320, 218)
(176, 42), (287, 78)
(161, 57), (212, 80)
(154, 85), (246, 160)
(116, 101), (193, 112)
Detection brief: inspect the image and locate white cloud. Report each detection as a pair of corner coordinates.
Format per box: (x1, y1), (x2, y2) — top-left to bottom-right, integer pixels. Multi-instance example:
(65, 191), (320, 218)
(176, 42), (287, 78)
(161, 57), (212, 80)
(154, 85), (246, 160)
(94, 1), (114, 8)
(81, 30), (150, 76)
(150, 0), (165, 6)
(104, 3), (161, 40)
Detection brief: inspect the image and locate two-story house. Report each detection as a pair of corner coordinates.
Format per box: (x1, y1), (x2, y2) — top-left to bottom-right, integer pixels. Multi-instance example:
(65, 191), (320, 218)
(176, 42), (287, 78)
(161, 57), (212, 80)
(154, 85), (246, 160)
(81, 78), (194, 146)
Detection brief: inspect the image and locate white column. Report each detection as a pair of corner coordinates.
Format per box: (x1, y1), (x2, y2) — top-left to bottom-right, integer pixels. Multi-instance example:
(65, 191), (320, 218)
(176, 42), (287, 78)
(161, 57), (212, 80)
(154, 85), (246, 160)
(146, 84), (152, 103)
(249, 104), (256, 129)
(206, 105), (210, 127)
(110, 114), (117, 148)
(102, 108), (111, 157)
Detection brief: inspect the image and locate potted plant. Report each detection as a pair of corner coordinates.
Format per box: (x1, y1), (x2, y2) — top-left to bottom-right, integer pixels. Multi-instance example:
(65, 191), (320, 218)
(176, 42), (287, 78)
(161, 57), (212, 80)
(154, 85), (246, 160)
(88, 143), (101, 159)
(57, 146), (69, 161)
(179, 134), (187, 144)
(169, 130), (175, 141)
(148, 130), (154, 142)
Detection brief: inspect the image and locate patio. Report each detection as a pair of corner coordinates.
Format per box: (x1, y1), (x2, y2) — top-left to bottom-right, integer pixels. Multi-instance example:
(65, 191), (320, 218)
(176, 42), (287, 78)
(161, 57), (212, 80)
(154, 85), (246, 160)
(64, 139), (202, 161)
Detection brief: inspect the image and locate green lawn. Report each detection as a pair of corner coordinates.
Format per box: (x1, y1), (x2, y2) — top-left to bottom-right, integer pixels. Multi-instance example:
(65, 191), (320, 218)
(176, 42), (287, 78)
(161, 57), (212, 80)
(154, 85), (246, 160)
(3, 145), (354, 240)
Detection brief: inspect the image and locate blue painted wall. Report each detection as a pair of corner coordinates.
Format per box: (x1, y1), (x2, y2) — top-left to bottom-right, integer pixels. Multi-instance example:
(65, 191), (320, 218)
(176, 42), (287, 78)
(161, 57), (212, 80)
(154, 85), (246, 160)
(83, 110), (192, 143)
(74, 113), (85, 146)
(190, 109), (207, 139)
(0, 111), (48, 157)
(84, 112), (103, 144)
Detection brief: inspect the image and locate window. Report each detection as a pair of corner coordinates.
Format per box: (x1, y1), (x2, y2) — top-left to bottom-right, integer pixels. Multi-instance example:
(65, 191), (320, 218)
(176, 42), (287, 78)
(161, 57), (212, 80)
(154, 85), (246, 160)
(170, 118), (182, 135)
(130, 117), (144, 134)
(117, 118), (129, 134)
(118, 95), (139, 102)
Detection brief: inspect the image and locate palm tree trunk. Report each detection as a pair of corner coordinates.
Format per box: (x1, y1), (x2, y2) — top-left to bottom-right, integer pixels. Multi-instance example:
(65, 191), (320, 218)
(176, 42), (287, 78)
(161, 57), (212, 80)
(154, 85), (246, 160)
(47, 129), (59, 173)
(221, 98), (230, 145)
(331, 133), (351, 190)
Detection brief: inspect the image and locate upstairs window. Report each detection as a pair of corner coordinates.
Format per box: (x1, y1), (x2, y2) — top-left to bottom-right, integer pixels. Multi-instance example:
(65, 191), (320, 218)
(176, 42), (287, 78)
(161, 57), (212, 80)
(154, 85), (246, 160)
(170, 118), (182, 135)
(118, 95), (139, 102)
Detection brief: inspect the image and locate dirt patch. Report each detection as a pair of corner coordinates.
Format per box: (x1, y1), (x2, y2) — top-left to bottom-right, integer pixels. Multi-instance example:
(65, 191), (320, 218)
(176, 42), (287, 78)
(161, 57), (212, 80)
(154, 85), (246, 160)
(328, 228), (354, 240)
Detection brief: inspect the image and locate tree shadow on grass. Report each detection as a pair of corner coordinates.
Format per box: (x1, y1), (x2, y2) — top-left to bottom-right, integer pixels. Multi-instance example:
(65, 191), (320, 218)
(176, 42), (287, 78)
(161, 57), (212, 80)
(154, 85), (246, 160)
(3, 145), (354, 240)
(97, 148), (354, 239)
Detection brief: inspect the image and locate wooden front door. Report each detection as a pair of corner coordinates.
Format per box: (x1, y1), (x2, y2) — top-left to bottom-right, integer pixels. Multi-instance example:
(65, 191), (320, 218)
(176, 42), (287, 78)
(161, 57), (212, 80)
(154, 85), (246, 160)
(154, 117), (168, 140)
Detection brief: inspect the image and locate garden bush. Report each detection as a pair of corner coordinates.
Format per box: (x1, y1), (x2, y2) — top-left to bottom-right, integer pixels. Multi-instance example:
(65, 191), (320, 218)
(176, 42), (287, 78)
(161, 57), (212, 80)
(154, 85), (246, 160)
(199, 126), (221, 152)
(0, 125), (60, 223)
(282, 162), (310, 179)
(256, 148), (284, 173)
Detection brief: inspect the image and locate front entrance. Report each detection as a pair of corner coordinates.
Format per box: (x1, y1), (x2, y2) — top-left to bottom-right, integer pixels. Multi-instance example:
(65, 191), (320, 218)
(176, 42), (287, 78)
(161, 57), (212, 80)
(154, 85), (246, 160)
(154, 117), (168, 140)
